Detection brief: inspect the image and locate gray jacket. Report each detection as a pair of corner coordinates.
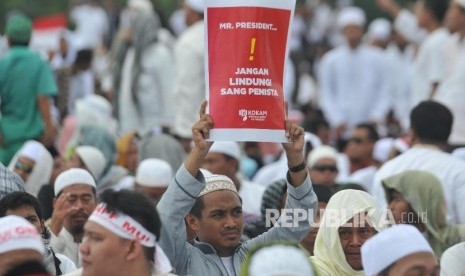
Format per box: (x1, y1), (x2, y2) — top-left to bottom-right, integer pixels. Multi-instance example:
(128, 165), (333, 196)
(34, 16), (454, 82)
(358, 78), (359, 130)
(157, 165), (317, 276)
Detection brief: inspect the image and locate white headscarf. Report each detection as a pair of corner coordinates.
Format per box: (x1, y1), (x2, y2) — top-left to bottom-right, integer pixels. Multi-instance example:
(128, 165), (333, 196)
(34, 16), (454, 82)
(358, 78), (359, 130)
(310, 190), (387, 276)
(8, 140), (53, 197)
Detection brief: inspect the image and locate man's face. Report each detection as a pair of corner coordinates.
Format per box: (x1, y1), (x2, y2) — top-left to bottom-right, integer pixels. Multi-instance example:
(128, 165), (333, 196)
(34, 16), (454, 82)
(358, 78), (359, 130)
(338, 213), (377, 270)
(202, 153), (237, 179)
(60, 184), (97, 235)
(342, 25), (364, 47)
(126, 141), (138, 174)
(80, 221), (131, 276)
(191, 190), (244, 257)
(309, 158), (338, 187)
(414, 1), (431, 29)
(6, 205), (43, 234)
(387, 252), (439, 276)
(134, 184), (167, 204)
(388, 191), (411, 224)
(345, 128), (374, 163)
(301, 201), (327, 255)
(445, 2), (465, 33)
(13, 156), (35, 182)
(183, 3), (201, 27)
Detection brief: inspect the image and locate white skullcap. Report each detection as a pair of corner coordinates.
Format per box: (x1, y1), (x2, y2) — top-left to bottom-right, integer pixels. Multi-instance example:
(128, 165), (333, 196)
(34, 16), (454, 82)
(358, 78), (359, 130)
(440, 242), (465, 276)
(54, 168), (96, 196)
(455, 0), (465, 9)
(185, 0), (204, 13)
(0, 215), (44, 255)
(452, 147), (465, 162)
(362, 224), (434, 276)
(198, 174), (238, 197)
(248, 245), (314, 276)
(367, 18), (392, 42)
(75, 146), (107, 180)
(128, 0), (153, 11)
(307, 145), (338, 167)
(18, 140), (43, 162)
(135, 158), (173, 188)
(304, 132), (322, 151)
(373, 138), (394, 163)
(209, 141), (241, 161)
(393, 137), (409, 153)
(337, 6), (366, 29)
(200, 168), (213, 177)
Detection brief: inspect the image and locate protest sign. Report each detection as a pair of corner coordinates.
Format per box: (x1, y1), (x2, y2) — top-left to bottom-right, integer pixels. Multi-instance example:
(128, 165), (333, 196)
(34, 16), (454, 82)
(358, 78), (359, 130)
(205, 0), (296, 142)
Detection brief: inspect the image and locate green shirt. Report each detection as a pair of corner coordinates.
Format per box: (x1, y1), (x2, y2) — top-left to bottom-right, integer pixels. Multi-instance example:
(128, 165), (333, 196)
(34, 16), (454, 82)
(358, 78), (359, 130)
(0, 46), (57, 145)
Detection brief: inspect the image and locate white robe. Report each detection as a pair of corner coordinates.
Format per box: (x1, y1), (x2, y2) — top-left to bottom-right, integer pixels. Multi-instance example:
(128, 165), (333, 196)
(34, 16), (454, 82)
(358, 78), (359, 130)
(372, 145), (465, 224)
(173, 21), (205, 138)
(318, 44), (391, 136)
(434, 35), (465, 145)
(50, 228), (81, 267)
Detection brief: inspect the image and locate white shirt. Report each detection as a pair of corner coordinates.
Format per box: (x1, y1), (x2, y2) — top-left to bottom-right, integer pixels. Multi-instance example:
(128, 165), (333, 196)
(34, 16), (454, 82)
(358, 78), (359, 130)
(410, 28), (450, 108)
(239, 180), (266, 220)
(220, 256), (235, 276)
(253, 153), (288, 187)
(56, 253), (78, 273)
(347, 165), (377, 194)
(71, 4), (109, 50)
(385, 43), (415, 130)
(50, 228), (81, 267)
(173, 21), (205, 138)
(372, 145), (465, 224)
(434, 35), (465, 145)
(318, 44), (391, 135)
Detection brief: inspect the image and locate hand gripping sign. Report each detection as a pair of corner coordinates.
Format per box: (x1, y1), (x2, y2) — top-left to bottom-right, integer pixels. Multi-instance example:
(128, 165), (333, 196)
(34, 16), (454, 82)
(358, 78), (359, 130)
(205, 0), (296, 142)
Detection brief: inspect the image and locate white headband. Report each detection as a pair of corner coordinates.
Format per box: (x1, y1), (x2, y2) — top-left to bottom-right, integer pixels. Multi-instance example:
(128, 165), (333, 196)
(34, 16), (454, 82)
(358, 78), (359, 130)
(89, 203), (172, 273)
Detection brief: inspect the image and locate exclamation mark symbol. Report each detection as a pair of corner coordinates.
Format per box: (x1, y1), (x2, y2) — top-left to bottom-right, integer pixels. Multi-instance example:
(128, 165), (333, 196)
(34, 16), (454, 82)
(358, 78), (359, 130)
(249, 38), (256, 61)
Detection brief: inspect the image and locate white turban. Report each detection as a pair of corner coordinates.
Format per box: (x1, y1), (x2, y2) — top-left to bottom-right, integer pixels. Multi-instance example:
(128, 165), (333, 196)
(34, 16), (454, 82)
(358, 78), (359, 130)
(54, 168), (96, 196)
(373, 138), (394, 163)
(135, 158), (173, 188)
(456, 0), (465, 9)
(128, 0), (153, 11)
(307, 145), (338, 167)
(0, 216), (44, 255)
(75, 146), (107, 180)
(362, 224), (434, 276)
(248, 244), (315, 276)
(209, 141), (241, 161)
(337, 6), (366, 29)
(367, 18), (392, 42)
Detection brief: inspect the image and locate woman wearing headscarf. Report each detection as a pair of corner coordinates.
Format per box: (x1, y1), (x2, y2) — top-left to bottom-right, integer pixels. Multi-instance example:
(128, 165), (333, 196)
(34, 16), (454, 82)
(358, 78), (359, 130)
(116, 131), (139, 175)
(310, 189), (387, 276)
(8, 140), (53, 197)
(382, 170), (465, 257)
(113, 11), (175, 135)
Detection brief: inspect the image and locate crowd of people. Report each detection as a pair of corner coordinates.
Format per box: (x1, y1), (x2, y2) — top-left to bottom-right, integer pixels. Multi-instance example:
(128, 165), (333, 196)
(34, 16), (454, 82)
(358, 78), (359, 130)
(0, 0), (465, 275)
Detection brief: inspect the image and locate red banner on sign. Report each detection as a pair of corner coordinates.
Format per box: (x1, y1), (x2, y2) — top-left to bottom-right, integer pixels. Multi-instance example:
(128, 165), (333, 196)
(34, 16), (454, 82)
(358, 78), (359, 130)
(206, 3), (294, 142)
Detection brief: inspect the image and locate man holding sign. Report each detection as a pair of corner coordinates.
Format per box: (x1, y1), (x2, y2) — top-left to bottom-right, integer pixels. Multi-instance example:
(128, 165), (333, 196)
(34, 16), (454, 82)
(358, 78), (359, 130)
(205, 0), (296, 142)
(157, 101), (317, 275)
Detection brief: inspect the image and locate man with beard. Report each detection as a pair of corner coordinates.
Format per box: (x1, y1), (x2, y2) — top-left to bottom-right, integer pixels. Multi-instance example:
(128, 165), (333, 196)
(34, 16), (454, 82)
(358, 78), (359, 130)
(157, 102), (318, 275)
(49, 168), (97, 267)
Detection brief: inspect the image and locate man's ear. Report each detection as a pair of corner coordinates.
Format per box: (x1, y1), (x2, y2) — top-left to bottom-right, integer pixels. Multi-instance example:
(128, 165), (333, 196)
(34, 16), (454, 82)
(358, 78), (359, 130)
(126, 240), (142, 261)
(186, 214), (200, 231)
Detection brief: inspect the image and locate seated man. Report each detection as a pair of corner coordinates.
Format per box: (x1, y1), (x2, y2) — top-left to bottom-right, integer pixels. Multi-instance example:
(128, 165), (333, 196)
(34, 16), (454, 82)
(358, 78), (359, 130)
(361, 224), (439, 276)
(157, 101), (318, 275)
(65, 189), (174, 276)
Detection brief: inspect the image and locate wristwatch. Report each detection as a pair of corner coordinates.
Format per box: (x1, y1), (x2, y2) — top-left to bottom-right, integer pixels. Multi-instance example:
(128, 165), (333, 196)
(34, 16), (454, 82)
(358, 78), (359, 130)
(288, 161), (306, 172)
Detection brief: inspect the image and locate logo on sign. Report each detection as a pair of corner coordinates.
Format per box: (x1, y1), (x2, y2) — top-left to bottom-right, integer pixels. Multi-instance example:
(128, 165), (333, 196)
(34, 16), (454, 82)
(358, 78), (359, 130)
(238, 109), (267, 122)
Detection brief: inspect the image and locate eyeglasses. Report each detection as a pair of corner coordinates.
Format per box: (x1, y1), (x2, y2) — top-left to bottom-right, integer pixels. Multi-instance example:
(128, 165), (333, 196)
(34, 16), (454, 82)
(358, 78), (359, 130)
(15, 161), (34, 174)
(312, 165), (338, 173)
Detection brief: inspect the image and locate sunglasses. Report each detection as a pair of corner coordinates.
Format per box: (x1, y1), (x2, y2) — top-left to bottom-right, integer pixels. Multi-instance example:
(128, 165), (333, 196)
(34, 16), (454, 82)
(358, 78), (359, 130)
(15, 161), (34, 174)
(312, 165), (338, 173)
